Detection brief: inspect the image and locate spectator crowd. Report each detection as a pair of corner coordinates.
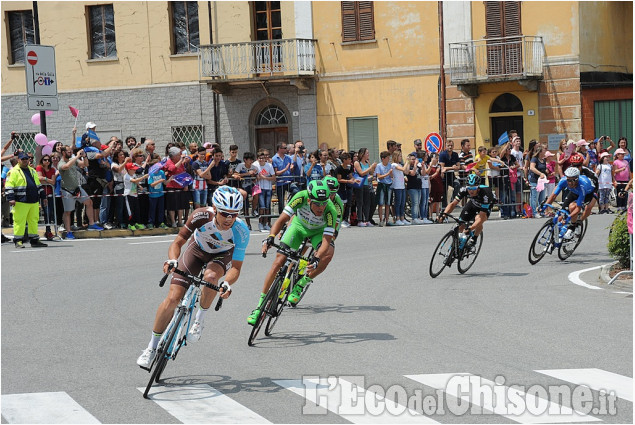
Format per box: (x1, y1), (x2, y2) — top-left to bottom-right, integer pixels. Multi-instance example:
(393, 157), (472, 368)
(1, 123), (633, 245)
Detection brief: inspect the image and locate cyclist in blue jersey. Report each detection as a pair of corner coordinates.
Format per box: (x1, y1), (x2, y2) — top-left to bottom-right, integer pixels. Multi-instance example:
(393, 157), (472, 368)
(543, 167), (596, 238)
(137, 186), (249, 368)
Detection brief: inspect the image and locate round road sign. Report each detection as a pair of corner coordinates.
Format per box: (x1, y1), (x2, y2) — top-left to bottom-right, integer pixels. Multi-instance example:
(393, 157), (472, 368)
(27, 51), (37, 66)
(424, 132), (444, 154)
(37, 76), (44, 85)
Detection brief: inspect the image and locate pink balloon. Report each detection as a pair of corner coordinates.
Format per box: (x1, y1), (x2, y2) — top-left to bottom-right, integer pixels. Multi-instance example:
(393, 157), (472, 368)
(42, 145), (53, 155)
(34, 133), (48, 146)
(45, 110), (54, 117)
(48, 140), (58, 147)
(31, 113), (40, 126)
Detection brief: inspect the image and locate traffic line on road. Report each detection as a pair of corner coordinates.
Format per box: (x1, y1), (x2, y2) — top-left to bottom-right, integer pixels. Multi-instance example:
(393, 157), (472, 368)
(536, 368), (633, 402)
(275, 378), (440, 423)
(405, 373), (599, 423)
(1, 392), (101, 424)
(128, 240), (173, 245)
(137, 384), (270, 423)
(567, 266), (604, 290)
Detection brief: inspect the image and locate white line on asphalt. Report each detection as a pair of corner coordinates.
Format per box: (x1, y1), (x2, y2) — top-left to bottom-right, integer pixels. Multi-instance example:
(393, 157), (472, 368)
(1, 392), (101, 424)
(137, 384), (270, 423)
(128, 240), (173, 245)
(405, 373), (599, 423)
(568, 266), (604, 290)
(536, 369), (633, 402)
(275, 378), (440, 423)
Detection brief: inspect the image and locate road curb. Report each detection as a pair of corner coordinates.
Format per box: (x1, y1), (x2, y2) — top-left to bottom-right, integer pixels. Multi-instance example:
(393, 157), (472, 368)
(599, 261), (619, 283)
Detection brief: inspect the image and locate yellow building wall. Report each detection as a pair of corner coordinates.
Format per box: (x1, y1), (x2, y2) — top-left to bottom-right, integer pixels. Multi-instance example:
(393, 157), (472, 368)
(579, 1), (633, 73)
(1, 1), (212, 94)
(317, 75), (439, 151)
(313, 1), (439, 74)
(474, 82), (540, 149)
(471, 1), (579, 59)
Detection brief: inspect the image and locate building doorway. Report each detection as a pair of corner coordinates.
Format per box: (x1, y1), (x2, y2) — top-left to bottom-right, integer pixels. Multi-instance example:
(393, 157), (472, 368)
(490, 93), (524, 146)
(255, 104), (289, 153)
(491, 116), (523, 146)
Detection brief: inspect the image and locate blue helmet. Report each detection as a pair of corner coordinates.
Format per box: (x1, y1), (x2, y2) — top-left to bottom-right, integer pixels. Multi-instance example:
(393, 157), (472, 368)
(212, 186), (243, 211)
(467, 174), (480, 187)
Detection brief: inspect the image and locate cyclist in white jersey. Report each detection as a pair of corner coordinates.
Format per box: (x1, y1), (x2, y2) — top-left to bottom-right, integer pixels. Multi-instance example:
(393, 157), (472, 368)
(137, 186), (249, 368)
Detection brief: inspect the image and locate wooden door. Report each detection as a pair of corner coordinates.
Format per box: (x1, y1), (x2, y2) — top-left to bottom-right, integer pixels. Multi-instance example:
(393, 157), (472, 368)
(485, 1), (522, 76)
(256, 127), (288, 154)
(253, 1), (282, 73)
(491, 116), (523, 147)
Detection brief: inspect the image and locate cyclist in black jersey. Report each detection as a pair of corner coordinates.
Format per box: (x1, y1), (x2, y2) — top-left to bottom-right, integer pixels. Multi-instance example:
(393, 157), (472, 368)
(439, 173), (497, 245)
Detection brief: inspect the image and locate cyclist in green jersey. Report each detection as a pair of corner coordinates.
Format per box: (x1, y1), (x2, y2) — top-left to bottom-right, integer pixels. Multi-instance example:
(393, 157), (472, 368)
(248, 180), (338, 324)
(323, 176), (344, 238)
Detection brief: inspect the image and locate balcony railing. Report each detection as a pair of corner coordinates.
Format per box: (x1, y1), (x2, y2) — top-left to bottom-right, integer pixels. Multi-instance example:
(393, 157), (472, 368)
(449, 36), (544, 85)
(199, 38), (317, 80)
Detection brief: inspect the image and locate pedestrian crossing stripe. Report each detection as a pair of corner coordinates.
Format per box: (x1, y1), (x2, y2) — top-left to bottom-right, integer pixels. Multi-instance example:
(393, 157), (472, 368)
(1, 392), (101, 424)
(3, 368), (631, 424)
(536, 369), (633, 402)
(138, 384), (271, 423)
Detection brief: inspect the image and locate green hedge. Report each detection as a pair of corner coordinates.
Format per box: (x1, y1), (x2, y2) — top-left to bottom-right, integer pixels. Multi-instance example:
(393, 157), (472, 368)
(607, 213), (631, 268)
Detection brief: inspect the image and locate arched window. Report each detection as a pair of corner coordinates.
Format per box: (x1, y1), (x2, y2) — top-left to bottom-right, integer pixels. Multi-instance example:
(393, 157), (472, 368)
(256, 105), (288, 125)
(490, 93), (523, 113)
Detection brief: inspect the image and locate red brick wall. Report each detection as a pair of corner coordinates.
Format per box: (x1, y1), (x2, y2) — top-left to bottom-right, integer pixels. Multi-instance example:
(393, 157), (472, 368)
(581, 86), (633, 141)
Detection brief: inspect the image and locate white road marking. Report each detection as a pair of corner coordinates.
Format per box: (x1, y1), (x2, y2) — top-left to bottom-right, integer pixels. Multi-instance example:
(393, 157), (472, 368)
(1, 392), (101, 424)
(275, 378), (440, 423)
(128, 240), (173, 245)
(406, 373), (599, 423)
(536, 368), (633, 402)
(568, 265), (604, 290)
(138, 384), (270, 423)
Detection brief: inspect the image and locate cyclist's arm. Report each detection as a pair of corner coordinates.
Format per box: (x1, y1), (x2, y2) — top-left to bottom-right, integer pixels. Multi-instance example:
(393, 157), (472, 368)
(315, 234), (333, 260)
(164, 234), (187, 273)
(224, 260), (243, 286)
(269, 211), (292, 239)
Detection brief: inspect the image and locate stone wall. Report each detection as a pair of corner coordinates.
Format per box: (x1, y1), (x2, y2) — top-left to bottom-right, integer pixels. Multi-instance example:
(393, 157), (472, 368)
(538, 63), (582, 141)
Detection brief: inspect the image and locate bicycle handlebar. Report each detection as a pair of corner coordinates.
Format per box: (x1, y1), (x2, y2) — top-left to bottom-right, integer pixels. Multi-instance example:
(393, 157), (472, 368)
(438, 212), (471, 225)
(158, 266), (226, 311)
(263, 242), (313, 262)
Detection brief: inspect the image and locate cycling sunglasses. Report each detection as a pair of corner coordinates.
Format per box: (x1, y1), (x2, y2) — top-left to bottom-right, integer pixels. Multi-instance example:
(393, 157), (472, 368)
(566, 178), (579, 182)
(467, 185), (479, 191)
(310, 199), (329, 206)
(217, 210), (239, 218)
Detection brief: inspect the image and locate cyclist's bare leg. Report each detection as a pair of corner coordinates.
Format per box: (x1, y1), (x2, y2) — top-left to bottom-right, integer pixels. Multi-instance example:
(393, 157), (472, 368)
(199, 263), (224, 309)
(262, 252), (287, 293)
(152, 284), (186, 334)
(470, 212), (487, 236)
(568, 202), (581, 224)
(581, 198), (596, 221)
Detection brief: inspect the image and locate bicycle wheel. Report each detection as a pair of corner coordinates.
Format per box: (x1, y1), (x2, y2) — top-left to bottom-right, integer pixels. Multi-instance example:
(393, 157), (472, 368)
(528, 221), (554, 265)
(265, 276), (287, 336)
(429, 231), (454, 278)
(143, 309), (185, 398)
(457, 233), (483, 274)
(248, 284), (277, 346)
(558, 223), (584, 260)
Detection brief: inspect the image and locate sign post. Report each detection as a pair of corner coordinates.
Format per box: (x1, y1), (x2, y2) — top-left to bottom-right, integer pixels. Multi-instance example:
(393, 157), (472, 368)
(24, 45), (59, 111)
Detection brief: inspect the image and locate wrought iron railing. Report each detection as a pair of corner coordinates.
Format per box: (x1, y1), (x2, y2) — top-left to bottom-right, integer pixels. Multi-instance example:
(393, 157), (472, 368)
(199, 38), (317, 79)
(449, 36), (544, 84)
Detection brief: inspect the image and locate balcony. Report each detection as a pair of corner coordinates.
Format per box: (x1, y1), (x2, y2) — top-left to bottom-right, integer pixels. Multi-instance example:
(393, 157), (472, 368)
(199, 38), (317, 93)
(448, 36), (545, 91)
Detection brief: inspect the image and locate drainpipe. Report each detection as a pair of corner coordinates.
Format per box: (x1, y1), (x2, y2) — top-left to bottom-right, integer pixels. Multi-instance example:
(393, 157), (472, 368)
(437, 1), (447, 141)
(208, 1), (220, 146)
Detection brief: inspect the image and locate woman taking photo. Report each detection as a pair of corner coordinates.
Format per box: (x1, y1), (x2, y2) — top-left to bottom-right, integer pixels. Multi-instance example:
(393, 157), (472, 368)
(353, 147), (377, 227)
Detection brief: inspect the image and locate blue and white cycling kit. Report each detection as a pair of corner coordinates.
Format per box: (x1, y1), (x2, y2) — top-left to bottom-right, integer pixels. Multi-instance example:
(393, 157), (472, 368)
(553, 175), (595, 207)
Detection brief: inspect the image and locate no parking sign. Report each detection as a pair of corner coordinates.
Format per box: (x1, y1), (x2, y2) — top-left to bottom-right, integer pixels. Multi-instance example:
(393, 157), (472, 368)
(424, 133), (444, 154)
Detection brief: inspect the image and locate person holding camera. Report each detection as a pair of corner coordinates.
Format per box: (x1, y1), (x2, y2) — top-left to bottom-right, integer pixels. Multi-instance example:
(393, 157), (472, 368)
(291, 141), (307, 193)
(58, 146), (104, 239)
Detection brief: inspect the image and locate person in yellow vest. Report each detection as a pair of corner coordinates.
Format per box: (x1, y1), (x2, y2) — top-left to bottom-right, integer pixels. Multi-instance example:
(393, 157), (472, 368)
(5, 151), (48, 248)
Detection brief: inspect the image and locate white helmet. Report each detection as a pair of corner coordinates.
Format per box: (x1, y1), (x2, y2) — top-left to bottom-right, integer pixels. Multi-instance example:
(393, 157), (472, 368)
(564, 167), (580, 178)
(212, 186), (243, 212)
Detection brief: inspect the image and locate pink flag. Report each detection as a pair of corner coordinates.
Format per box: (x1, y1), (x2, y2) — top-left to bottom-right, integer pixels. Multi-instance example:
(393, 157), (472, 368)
(69, 106), (79, 118)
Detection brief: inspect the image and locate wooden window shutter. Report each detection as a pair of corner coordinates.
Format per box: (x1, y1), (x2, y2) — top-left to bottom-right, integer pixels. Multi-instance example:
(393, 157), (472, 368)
(358, 1), (375, 41)
(485, 1), (503, 38)
(502, 1), (521, 37)
(341, 2), (357, 42)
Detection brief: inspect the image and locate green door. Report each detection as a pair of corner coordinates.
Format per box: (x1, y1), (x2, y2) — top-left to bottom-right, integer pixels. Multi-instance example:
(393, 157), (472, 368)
(594, 100), (633, 150)
(347, 117), (379, 163)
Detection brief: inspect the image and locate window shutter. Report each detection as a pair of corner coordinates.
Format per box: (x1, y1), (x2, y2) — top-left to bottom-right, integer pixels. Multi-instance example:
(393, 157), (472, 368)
(341, 2), (357, 42)
(503, 1), (521, 36)
(485, 1), (503, 38)
(358, 2), (375, 41)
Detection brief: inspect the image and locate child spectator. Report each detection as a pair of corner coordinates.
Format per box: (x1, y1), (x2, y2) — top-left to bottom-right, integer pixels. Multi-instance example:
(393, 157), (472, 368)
(148, 168), (167, 229)
(390, 150), (408, 225)
(428, 152), (443, 220)
(374, 150), (393, 226)
(255, 149), (275, 231)
(226, 144), (242, 189)
(597, 152), (613, 214)
(336, 152), (355, 227)
(487, 147), (501, 201)
(123, 162), (148, 230)
(304, 150), (324, 183)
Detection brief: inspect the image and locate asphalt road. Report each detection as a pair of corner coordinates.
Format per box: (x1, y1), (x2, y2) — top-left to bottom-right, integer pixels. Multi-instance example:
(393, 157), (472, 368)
(1, 213), (632, 424)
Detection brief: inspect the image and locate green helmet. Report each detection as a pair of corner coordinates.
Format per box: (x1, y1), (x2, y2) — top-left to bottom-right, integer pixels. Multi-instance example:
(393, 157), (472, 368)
(307, 180), (330, 202)
(323, 176), (340, 192)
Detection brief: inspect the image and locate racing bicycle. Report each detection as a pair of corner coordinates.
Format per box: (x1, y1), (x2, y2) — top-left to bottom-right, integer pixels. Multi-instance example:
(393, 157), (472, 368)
(248, 240), (313, 346)
(142, 265), (225, 398)
(429, 213), (483, 278)
(528, 203), (587, 264)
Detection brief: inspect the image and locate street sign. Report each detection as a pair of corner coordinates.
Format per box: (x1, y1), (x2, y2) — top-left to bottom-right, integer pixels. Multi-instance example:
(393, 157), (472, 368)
(424, 132), (444, 154)
(24, 45), (58, 111)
